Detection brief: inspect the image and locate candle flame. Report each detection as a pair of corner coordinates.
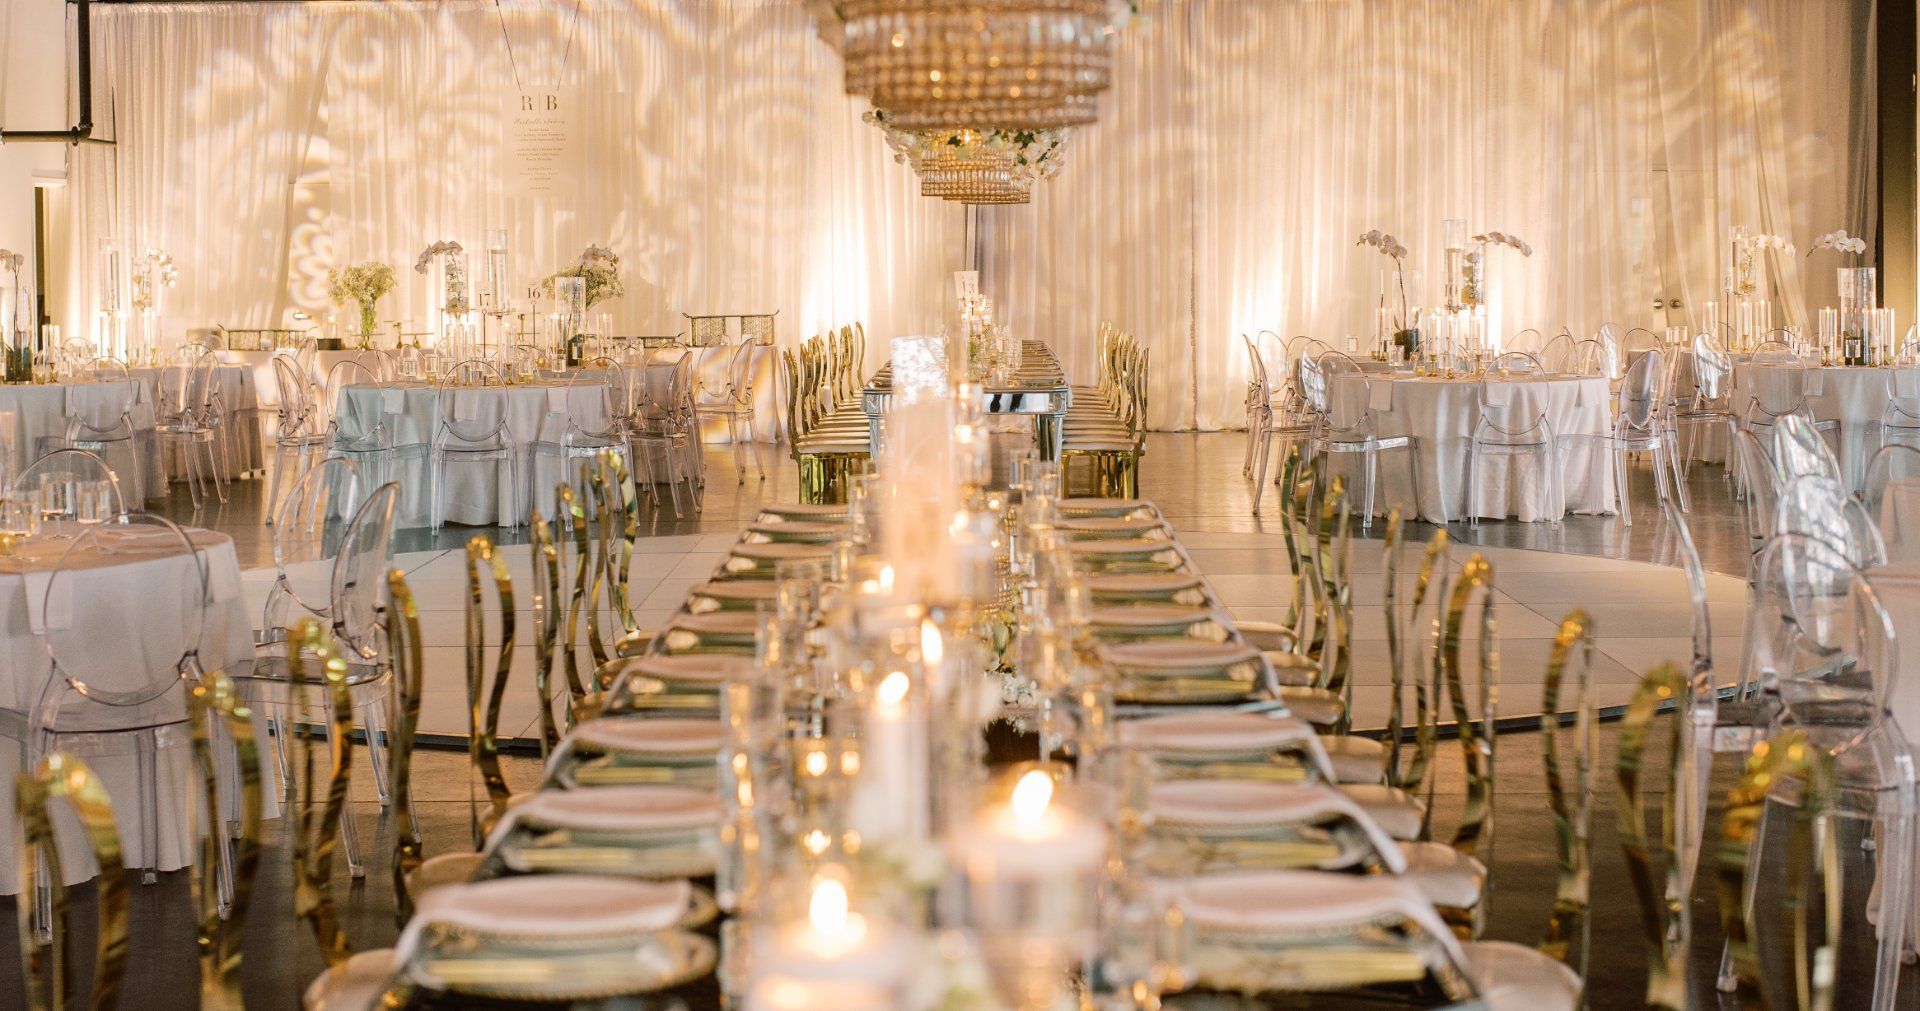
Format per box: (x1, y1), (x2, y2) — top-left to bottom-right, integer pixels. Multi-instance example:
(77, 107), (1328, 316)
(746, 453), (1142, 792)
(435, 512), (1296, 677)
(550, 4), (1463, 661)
(920, 619), (944, 666)
(1011, 769), (1054, 824)
(807, 876), (864, 944)
(878, 564), (895, 594)
(877, 670), (910, 706)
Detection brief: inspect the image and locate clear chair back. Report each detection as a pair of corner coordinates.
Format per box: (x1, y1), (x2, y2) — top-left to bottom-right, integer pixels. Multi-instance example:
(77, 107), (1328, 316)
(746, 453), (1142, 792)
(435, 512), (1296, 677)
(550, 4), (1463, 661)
(1692, 332), (1733, 403)
(1775, 473), (1887, 569)
(268, 455), (363, 624)
(1863, 443), (1920, 561)
(562, 367), (623, 442)
(11, 448), (126, 523)
(353, 349), (397, 383)
(1750, 533), (1897, 746)
(1767, 413), (1841, 485)
(1615, 347), (1664, 433)
(37, 514), (208, 724)
(331, 482), (400, 661)
(437, 360), (511, 444)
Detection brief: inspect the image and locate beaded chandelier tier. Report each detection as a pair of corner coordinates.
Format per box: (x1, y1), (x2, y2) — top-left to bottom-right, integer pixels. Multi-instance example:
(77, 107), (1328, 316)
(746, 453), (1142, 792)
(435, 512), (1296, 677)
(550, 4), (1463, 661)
(838, 0), (1122, 132)
(866, 114), (1071, 205)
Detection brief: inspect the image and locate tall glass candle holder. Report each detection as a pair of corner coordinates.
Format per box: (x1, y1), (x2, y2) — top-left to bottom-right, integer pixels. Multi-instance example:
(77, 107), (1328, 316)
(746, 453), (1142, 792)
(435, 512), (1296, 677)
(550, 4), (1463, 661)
(1442, 218), (1467, 311)
(1839, 266), (1877, 365)
(483, 229), (509, 309)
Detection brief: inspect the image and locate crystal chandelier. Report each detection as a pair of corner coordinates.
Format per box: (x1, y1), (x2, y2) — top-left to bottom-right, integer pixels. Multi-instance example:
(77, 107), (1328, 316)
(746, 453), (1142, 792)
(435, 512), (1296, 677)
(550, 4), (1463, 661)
(838, 0), (1124, 131)
(866, 112), (1071, 205)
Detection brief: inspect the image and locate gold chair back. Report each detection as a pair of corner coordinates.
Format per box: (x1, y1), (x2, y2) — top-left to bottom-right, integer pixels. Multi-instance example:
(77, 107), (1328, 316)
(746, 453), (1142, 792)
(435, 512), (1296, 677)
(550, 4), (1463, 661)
(1538, 611), (1597, 989)
(385, 571), (427, 927)
(288, 618), (356, 968)
(1384, 517), (1450, 793)
(15, 753), (128, 1010)
(1618, 661), (1689, 1009)
(188, 669), (263, 1005)
(1432, 554), (1499, 882)
(464, 536), (517, 845)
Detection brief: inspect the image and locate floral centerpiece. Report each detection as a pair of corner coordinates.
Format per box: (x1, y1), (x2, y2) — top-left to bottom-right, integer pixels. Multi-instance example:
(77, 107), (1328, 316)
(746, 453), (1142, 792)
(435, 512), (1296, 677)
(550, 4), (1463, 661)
(1728, 230), (1794, 298)
(415, 240), (468, 314)
(1807, 228), (1867, 261)
(130, 246), (177, 313)
(1461, 230), (1531, 306)
(327, 260), (397, 347)
(541, 245), (624, 309)
(1357, 229), (1417, 355)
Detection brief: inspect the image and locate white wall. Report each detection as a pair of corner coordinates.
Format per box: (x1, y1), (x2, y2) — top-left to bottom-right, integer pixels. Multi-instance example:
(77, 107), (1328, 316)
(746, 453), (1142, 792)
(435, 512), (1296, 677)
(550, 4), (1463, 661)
(0, 0), (73, 321)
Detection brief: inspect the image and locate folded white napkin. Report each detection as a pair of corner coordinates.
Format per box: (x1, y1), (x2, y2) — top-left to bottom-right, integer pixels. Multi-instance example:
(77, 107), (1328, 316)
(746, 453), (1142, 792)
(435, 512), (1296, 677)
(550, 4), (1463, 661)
(1366, 381), (1394, 412)
(1482, 381), (1512, 407)
(379, 389), (405, 415)
(23, 569), (72, 633)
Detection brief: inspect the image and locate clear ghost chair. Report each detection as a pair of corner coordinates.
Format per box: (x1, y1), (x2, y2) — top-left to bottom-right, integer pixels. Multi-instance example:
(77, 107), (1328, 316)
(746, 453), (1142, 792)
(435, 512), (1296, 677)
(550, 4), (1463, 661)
(1719, 534), (1915, 1010)
(1309, 352), (1417, 529)
(1775, 473), (1888, 569)
(56, 359), (142, 503)
(322, 359), (397, 514)
(1767, 412), (1844, 489)
(1883, 380), (1920, 450)
(530, 363), (634, 498)
(1674, 331), (1738, 476)
(11, 447), (128, 522)
(1580, 347), (1688, 525)
(266, 354), (329, 526)
(234, 480), (399, 878)
(1537, 331), (1578, 372)
(352, 349), (397, 383)
(431, 360), (519, 531)
(692, 340), (767, 481)
(154, 346), (229, 507)
(19, 514), (209, 896)
(1862, 443), (1920, 561)
(630, 351), (702, 518)
(1248, 334), (1315, 515)
(1898, 323), (1920, 365)
(1743, 347), (1840, 445)
(1730, 428), (1782, 578)
(1593, 324), (1624, 379)
(1464, 372), (1562, 527)
(1566, 337), (1609, 376)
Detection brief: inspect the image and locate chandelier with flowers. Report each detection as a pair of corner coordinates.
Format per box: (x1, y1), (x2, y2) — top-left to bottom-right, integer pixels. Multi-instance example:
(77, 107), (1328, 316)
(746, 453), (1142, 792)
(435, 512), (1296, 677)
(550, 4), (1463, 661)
(865, 110), (1070, 205)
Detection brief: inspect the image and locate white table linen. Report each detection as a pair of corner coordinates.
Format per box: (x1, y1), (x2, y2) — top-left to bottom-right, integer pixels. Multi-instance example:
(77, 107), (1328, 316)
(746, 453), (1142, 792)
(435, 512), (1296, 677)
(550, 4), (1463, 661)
(335, 376), (697, 527)
(1325, 372), (1614, 523)
(0, 527), (264, 894)
(1693, 363), (1920, 490)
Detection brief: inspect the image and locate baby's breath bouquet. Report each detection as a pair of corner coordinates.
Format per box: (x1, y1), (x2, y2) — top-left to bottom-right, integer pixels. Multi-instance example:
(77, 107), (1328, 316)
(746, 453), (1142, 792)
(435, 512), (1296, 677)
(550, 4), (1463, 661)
(542, 245), (624, 309)
(327, 261), (397, 345)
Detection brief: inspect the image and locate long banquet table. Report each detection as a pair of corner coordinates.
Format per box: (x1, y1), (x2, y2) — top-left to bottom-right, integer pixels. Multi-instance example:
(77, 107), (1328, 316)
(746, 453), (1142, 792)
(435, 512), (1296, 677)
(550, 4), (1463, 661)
(862, 339), (1073, 460)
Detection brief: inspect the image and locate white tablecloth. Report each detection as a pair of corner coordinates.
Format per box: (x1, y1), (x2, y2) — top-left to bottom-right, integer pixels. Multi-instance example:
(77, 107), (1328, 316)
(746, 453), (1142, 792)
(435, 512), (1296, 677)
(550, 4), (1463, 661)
(335, 378), (699, 527)
(1694, 363), (1920, 490)
(0, 526), (263, 893)
(1326, 372), (1615, 523)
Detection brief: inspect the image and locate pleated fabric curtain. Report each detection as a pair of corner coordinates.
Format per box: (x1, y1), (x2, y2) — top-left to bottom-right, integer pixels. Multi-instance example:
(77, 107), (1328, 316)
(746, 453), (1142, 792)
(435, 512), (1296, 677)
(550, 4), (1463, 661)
(63, 0), (1871, 429)
(66, 0), (965, 358)
(979, 0), (1871, 430)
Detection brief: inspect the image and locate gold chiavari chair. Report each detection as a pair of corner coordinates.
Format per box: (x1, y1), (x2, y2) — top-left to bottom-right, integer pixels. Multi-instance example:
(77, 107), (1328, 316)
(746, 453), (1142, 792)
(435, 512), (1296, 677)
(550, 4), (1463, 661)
(385, 570), (428, 926)
(1329, 510), (1449, 841)
(1717, 730), (1844, 1011)
(1062, 338), (1148, 497)
(557, 481), (612, 683)
(462, 535), (520, 844)
(1618, 662), (1690, 1009)
(15, 753), (128, 1010)
(291, 619), (414, 1010)
(1395, 553), (1499, 938)
(189, 667), (264, 1007)
(530, 510), (568, 761)
(1449, 611), (1597, 1009)
(781, 345), (871, 504)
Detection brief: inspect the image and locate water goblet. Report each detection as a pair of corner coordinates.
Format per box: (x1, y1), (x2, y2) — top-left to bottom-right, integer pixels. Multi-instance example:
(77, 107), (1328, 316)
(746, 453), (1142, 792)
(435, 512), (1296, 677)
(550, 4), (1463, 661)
(74, 479), (113, 525)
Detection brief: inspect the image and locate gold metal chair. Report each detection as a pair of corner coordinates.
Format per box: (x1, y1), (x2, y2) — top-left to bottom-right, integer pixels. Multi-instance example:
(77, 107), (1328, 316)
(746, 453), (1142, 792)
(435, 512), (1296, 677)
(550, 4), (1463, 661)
(188, 668), (264, 1007)
(1618, 662), (1690, 1009)
(781, 345), (870, 504)
(15, 753), (128, 1010)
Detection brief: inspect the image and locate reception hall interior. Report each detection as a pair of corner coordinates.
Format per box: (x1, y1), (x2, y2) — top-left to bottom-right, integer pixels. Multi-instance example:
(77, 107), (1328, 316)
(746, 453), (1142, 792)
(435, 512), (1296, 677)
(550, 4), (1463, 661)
(1, 0), (1916, 1008)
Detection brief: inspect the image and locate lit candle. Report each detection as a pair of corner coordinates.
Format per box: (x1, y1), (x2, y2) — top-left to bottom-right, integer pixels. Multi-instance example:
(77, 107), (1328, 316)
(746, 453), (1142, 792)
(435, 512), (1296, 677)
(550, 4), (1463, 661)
(747, 875), (910, 1011)
(849, 669), (929, 845)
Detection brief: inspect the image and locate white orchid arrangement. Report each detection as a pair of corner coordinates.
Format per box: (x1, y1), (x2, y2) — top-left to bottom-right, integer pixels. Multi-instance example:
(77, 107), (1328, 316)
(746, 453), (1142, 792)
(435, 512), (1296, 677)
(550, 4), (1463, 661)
(542, 244), (624, 309)
(1460, 230), (1531, 306)
(1807, 229), (1867, 259)
(1357, 229), (1415, 333)
(130, 246), (177, 312)
(416, 240), (469, 314)
(0, 249), (24, 272)
(1729, 231), (1794, 298)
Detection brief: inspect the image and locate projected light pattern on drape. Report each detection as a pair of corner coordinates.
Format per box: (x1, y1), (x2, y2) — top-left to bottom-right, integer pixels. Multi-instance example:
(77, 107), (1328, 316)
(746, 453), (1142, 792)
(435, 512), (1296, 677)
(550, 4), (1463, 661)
(978, 0), (1871, 429)
(66, 0), (965, 355)
(65, 0), (1869, 431)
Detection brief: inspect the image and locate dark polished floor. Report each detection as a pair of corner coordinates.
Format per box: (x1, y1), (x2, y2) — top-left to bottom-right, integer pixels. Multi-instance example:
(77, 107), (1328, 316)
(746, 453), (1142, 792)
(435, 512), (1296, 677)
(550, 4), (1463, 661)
(3, 434), (1897, 1010)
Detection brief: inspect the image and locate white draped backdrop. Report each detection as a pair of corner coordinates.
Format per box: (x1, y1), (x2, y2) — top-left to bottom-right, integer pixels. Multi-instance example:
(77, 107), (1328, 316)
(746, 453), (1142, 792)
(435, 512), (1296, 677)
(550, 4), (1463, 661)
(50, 0), (1875, 429)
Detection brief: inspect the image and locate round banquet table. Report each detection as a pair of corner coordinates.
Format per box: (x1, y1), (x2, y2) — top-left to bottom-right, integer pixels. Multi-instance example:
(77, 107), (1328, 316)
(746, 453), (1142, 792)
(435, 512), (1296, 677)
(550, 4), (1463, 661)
(1691, 362), (1920, 491)
(1325, 371), (1616, 523)
(335, 373), (702, 527)
(0, 525), (265, 894)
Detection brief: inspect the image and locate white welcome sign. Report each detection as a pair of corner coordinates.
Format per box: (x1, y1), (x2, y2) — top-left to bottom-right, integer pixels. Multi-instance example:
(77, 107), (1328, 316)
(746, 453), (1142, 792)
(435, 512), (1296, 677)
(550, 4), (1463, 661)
(505, 87), (582, 203)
